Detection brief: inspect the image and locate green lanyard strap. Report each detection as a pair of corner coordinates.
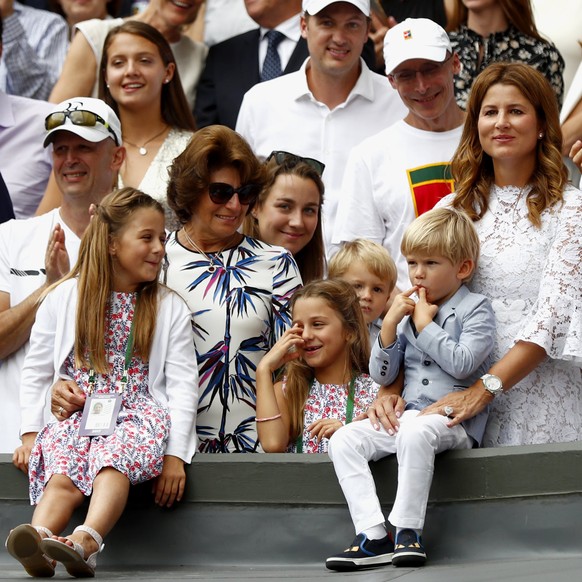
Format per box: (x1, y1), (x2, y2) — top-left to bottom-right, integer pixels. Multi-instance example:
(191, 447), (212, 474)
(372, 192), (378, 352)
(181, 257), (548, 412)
(88, 295), (137, 395)
(296, 376), (356, 453)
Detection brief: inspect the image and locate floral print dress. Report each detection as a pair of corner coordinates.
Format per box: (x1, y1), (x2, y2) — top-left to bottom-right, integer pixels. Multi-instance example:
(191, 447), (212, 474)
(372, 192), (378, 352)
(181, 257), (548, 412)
(288, 374), (379, 454)
(449, 25), (565, 109)
(29, 292), (170, 504)
(164, 234), (302, 453)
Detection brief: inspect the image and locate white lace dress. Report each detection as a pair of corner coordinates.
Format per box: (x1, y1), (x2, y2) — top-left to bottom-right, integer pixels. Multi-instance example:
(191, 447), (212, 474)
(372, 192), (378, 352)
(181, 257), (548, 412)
(439, 185), (582, 446)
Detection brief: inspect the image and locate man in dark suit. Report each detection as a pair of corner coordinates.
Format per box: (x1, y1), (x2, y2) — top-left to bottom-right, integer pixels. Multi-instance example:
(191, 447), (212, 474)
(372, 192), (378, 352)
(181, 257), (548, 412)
(194, 0), (306, 129)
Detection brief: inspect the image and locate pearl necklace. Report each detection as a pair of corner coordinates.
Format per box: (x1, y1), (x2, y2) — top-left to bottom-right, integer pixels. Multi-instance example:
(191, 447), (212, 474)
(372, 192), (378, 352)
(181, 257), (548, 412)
(182, 228), (238, 273)
(123, 125), (168, 156)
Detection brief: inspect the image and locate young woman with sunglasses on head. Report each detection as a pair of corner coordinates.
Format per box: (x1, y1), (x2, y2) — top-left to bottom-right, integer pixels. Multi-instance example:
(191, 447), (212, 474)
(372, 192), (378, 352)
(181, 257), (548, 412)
(447, 0), (564, 110)
(164, 126), (303, 453)
(243, 151), (326, 284)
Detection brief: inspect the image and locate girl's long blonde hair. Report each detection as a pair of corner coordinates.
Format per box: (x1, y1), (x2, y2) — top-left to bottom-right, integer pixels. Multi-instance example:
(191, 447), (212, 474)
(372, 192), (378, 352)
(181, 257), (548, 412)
(450, 63), (568, 227)
(63, 188), (164, 372)
(284, 279), (370, 439)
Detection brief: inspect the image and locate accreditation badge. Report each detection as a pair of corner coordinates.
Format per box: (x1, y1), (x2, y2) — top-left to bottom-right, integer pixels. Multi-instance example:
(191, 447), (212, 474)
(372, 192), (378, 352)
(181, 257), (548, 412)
(79, 393), (122, 437)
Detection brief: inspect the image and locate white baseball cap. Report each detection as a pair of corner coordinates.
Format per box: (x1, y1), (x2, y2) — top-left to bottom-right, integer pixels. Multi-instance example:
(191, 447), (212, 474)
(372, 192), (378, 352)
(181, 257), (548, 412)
(44, 97), (122, 148)
(302, 0), (370, 17)
(383, 18), (452, 75)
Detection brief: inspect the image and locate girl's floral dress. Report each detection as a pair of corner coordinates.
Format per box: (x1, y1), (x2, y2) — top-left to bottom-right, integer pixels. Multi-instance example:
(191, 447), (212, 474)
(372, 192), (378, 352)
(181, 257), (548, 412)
(288, 374), (378, 454)
(29, 292), (170, 503)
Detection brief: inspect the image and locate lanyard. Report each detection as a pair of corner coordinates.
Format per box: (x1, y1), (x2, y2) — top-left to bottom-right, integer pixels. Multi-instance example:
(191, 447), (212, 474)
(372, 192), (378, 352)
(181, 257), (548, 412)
(296, 376), (356, 453)
(87, 299), (137, 396)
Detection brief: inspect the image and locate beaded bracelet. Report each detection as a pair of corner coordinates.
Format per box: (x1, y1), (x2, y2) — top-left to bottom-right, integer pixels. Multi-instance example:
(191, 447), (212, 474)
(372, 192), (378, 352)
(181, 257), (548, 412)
(255, 413), (282, 423)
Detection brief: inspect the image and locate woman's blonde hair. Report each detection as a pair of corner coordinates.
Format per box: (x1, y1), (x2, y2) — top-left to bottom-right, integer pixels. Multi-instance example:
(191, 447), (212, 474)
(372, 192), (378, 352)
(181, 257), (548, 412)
(447, 0), (541, 38)
(243, 157), (326, 284)
(64, 188), (164, 372)
(328, 239), (397, 291)
(284, 279), (370, 439)
(450, 63), (568, 227)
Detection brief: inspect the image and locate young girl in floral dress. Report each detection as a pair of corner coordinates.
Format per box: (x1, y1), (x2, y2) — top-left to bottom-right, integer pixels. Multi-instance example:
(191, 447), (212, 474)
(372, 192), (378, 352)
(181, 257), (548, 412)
(6, 188), (199, 578)
(255, 279), (379, 453)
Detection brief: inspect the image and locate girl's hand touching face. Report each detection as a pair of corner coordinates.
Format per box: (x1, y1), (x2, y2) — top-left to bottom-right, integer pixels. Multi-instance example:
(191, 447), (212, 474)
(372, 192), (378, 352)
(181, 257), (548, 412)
(260, 324), (305, 373)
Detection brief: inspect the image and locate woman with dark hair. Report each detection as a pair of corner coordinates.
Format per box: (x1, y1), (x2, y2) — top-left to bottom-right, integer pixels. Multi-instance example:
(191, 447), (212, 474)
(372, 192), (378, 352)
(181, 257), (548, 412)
(243, 151), (326, 284)
(447, 0), (564, 109)
(165, 126), (303, 453)
(37, 22), (196, 230)
(99, 21), (196, 231)
(49, 0), (206, 108)
(419, 63), (582, 446)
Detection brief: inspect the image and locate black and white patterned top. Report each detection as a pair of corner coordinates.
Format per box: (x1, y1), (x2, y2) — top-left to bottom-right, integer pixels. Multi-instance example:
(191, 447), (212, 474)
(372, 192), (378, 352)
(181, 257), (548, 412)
(449, 24), (565, 110)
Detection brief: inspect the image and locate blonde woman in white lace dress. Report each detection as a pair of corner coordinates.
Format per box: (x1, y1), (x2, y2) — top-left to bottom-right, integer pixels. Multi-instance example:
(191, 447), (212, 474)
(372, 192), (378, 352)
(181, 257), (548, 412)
(428, 63), (582, 446)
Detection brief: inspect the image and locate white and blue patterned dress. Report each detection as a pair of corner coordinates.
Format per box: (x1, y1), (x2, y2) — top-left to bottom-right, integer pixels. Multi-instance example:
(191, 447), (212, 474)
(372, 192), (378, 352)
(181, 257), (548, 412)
(164, 234), (302, 453)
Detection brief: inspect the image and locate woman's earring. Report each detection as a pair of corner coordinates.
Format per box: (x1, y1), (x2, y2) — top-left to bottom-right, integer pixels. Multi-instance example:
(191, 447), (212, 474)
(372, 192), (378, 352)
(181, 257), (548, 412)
(163, 78), (170, 84)
(538, 132), (544, 139)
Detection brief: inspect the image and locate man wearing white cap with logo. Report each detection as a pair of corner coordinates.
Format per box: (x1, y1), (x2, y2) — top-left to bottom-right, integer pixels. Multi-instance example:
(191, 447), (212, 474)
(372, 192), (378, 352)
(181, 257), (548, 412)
(236, 0), (406, 256)
(0, 97), (124, 455)
(333, 18), (465, 291)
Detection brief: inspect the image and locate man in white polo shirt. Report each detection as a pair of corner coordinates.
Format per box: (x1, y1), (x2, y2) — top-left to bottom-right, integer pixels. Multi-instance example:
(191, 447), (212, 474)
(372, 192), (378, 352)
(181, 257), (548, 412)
(0, 97), (124, 454)
(333, 18), (466, 290)
(236, 0), (406, 255)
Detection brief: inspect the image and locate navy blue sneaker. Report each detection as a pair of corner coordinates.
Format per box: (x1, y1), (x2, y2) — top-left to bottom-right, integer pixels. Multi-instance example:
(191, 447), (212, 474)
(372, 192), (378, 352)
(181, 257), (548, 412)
(325, 532), (394, 571)
(392, 529), (427, 567)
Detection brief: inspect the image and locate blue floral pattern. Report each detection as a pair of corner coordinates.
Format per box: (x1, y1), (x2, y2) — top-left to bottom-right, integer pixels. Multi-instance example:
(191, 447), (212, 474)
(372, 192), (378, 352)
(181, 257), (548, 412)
(164, 234), (302, 453)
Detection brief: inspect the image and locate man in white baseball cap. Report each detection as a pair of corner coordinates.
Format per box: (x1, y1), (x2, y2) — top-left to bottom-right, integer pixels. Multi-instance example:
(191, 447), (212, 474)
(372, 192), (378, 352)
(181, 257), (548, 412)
(0, 97), (124, 456)
(236, 0), (406, 256)
(329, 18), (466, 572)
(334, 17), (465, 291)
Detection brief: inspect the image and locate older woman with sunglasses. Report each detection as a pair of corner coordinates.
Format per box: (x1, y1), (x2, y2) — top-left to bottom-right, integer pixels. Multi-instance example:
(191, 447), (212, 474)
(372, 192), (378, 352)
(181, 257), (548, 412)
(243, 151), (326, 284)
(163, 126), (302, 453)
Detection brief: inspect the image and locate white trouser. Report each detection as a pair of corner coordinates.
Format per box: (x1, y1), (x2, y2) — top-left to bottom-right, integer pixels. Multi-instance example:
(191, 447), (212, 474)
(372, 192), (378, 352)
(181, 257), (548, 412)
(328, 410), (472, 533)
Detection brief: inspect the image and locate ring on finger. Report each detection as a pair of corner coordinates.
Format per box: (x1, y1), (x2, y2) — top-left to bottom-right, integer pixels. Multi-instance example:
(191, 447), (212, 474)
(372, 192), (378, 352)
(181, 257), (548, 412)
(58, 406), (65, 416)
(444, 405), (454, 417)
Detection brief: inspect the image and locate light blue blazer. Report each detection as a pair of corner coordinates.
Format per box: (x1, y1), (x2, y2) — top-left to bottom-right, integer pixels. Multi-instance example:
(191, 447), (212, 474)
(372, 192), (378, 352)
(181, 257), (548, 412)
(370, 285), (496, 445)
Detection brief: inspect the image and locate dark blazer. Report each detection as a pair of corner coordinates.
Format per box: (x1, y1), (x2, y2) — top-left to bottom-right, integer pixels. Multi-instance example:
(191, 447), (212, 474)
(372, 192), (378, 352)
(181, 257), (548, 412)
(194, 30), (309, 130)
(194, 29), (377, 130)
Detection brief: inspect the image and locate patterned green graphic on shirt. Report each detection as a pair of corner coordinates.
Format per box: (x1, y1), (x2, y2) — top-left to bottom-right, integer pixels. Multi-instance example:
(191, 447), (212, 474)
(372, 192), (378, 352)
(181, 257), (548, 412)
(407, 163), (454, 216)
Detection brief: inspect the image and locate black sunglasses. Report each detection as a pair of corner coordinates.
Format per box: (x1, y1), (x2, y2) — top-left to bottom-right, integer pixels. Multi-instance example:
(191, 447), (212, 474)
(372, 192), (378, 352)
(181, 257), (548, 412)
(45, 110), (119, 145)
(208, 182), (262, 205)
(266, 150), (325, 177)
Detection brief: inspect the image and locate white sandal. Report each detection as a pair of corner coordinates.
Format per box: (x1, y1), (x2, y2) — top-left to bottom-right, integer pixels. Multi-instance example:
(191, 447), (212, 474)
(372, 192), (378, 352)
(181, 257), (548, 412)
(5, 524), (56, 577)
(40, 525), (104, 578)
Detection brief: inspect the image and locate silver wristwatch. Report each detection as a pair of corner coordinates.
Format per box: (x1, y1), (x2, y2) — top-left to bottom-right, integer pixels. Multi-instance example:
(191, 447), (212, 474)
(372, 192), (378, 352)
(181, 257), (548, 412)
(481, 374), (503, 397)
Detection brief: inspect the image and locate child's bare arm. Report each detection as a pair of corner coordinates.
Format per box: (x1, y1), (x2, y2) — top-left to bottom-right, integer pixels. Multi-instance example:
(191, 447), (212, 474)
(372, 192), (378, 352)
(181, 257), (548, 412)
(379, 286), (418, 346)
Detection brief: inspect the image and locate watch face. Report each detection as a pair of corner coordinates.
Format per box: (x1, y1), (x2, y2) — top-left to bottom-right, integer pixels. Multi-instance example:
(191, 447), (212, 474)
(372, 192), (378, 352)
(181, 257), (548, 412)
(484, 375), (502, 392)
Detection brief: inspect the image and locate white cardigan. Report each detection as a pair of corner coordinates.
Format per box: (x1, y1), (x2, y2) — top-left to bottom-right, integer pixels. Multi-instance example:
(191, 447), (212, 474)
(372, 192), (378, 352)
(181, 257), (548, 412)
(20, 279), (199, 462)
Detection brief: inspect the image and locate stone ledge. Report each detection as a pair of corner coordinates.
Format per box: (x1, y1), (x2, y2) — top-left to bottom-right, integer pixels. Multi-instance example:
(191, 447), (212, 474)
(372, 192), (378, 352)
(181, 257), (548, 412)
(2, 441), (582, 505)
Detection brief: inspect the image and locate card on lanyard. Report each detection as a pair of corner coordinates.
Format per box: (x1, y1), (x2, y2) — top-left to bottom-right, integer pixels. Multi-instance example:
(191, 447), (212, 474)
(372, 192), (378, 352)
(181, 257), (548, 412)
(79, 393), (122, 437)
(78, 295), (136, 437)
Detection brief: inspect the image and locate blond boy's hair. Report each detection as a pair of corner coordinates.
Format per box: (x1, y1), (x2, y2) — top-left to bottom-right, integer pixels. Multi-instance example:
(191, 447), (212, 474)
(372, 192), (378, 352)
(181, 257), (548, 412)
(401, 207), (480, 281)
(329, 239), (398, 291)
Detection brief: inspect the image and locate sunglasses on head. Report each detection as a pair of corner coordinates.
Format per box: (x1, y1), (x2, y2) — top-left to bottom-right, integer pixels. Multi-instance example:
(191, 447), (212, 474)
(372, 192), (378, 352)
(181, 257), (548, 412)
(208, 182), (262, 205)
(45, 110), (119, 145)
(266, 151), (325, 177)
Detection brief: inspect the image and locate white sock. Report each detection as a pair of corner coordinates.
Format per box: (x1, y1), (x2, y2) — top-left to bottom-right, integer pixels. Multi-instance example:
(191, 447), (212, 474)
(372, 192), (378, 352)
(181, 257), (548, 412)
(362, 524), (387, 540)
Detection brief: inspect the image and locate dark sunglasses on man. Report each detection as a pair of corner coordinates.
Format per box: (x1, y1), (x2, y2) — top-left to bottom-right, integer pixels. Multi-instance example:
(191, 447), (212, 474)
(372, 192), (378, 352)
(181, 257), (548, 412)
(266, 150), (325, 177)
(45, 110), (120, 145)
